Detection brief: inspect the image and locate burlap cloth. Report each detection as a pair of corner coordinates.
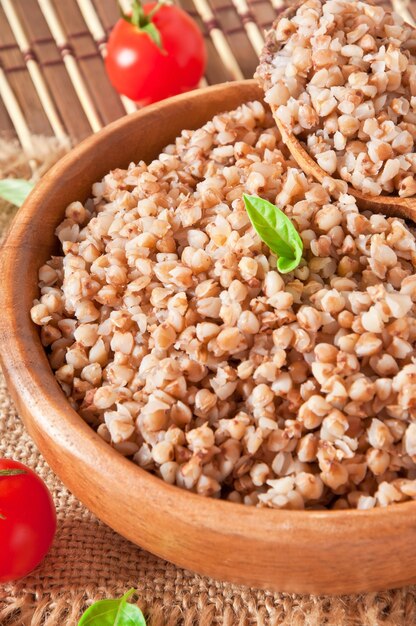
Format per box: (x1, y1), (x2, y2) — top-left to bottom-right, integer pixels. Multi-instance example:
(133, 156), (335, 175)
(1, 139), (416, 626)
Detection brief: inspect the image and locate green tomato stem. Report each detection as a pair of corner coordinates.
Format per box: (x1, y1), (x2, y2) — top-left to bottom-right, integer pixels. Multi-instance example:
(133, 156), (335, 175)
(0, 469), (27, 476)
(119, 0), (167, 49)
(0, 469), (27, 520)
(146, 2), (165, 20)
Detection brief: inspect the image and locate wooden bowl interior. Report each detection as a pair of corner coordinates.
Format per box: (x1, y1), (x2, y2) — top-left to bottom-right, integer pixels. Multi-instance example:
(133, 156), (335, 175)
(2, 80), (416, 595)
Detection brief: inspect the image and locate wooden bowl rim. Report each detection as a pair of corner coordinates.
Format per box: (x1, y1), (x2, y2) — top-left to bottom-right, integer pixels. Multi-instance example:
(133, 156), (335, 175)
(275, 114), (416, 210)
(1, 78), (415, 541)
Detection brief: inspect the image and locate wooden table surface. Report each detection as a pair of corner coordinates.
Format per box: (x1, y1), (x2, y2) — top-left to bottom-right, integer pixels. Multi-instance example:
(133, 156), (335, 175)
(0, 0), (414, 147)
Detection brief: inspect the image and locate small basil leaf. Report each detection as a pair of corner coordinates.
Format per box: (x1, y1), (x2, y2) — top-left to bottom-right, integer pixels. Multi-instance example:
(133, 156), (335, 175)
(277, 237), (303, 274)
(243, 194), (303, 274)
(0, 179), (33, 207)
(277, 255), (299, 274)
(78, 589), (146, 626)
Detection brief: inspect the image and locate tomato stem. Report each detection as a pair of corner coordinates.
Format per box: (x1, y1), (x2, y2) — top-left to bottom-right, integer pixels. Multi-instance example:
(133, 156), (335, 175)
(119, 0), (167, 49)
(146, 2), (165, 20)
(0, 470), (27, 520)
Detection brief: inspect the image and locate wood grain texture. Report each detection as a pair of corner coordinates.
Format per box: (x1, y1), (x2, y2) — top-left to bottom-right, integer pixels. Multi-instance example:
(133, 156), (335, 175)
(1, 80), (416, 596)
(13, 0), (94, 141)
(53, 0), (125, 125)
(0, 3), (53, 136)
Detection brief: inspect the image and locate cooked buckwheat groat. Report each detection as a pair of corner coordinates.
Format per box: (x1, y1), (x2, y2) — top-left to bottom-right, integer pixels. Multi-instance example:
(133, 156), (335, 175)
(256, 0), (416, 197)
(31, 101), (416, 510)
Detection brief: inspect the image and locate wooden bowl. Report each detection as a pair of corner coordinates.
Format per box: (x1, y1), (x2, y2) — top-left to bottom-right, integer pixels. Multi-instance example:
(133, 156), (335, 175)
(273, 110), (416, 221)
(1, 79), (416, 595)
(261, 4), (416, 222)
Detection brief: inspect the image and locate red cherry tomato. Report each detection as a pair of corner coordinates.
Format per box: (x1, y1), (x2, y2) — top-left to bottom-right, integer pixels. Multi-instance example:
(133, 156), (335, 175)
(0, 459), (56, 583)
(105, 1), (206, 105)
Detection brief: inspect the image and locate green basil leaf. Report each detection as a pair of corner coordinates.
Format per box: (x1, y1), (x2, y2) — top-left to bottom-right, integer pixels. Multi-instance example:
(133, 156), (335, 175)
(78, 589), (146, 626)
(0, 179), (33, 207)
(243, 194), (303, 274)
(277, 254), (299, 274)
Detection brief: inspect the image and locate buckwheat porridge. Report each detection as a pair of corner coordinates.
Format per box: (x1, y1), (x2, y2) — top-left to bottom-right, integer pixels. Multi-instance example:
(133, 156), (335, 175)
(31, 96), (416, 511)
(257, 0), (416, 197)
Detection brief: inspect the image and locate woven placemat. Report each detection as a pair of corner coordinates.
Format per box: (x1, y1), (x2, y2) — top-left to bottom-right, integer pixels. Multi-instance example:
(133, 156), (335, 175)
(1, 142), (416, 626)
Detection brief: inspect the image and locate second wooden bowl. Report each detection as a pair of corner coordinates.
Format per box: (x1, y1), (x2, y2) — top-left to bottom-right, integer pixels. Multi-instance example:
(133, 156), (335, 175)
(260, 3), (416, 222)
(1, 80), (416, 595)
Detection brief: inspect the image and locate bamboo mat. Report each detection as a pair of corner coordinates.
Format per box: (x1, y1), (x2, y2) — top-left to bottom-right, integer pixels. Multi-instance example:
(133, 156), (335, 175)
(0, 0), (414, 148)
(0, 0), (275, 146)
